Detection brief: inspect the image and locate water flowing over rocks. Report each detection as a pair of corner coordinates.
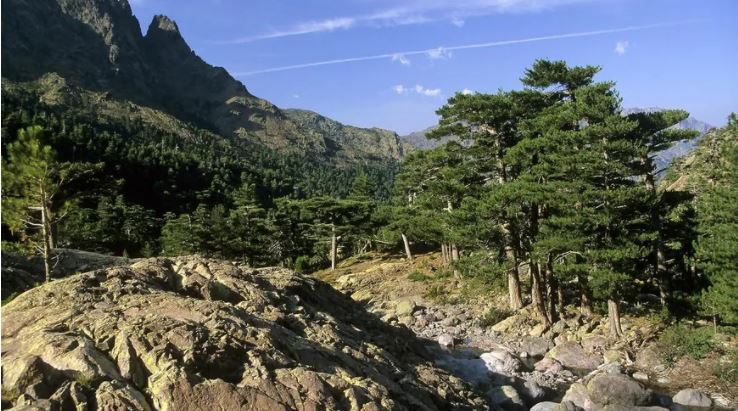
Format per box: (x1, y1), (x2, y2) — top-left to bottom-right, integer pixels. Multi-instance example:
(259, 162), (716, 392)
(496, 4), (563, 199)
(1, 257), (486, 410)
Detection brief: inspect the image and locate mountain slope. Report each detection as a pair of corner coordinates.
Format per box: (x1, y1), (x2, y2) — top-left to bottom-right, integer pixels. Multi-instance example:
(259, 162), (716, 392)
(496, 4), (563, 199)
(284, 109), (404, 162)
(1, 0), (402, 163)
(664, 122), (738, 193)
(401, 126), (457, 151)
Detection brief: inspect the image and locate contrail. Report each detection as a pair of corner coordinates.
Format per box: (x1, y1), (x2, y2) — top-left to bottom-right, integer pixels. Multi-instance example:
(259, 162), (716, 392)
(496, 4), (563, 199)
(233, 21), (692, 76)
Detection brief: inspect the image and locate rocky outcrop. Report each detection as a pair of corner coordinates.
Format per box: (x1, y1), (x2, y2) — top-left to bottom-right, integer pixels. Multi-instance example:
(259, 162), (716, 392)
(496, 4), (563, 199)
(1, 257), (485, 410)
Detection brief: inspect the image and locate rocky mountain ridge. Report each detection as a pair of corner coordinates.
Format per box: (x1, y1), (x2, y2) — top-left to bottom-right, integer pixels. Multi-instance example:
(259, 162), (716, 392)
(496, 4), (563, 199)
(1, 0), (404, 163)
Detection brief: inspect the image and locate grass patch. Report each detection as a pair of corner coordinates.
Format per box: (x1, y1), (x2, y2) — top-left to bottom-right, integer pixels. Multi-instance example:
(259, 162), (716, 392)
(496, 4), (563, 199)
(478, 307), (513, 328)
(655, 324), (714, 367)
(712, 348), (738, 384)
(424, 284), (445, 301)
(407, 270), (430, 282)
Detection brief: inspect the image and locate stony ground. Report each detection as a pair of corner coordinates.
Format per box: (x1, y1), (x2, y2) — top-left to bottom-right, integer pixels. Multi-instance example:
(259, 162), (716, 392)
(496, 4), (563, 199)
(317, 252), (738, 411)
(1, 256), (486, 410)
(2, 252), (735, 410)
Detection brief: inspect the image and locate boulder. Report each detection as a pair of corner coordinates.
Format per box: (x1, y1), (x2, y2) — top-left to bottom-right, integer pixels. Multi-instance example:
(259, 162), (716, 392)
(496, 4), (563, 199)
(520, 336), (553, 357)
(519, 378), (546, 402)
(635, 345), (666, 373)
(581, 335), (607, 353)
(586, 373), (651, 407)
(487, 385), (525, 411)
(534, 357), (563, 374)
(603, 350), (621, 364)
(672, 389), (713, 408)
(529, 323), (548, 337)
(395, 299), (417, 316)
(480, 350), (522, 377)
(561, 382), (594, 410)
(438, 333), (454, 350)
(632, 371), (648, 382)
(547, 341), (602, 370)
(530, 401), (559, 411)
(492, 314), (524, 333)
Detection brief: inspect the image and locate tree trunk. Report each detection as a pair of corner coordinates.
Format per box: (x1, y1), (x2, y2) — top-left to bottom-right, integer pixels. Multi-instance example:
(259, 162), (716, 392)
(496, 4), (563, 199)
(441, 243), (448, 265)
(580, 290), (593, 317)
(401, 233), (413, 261)
(330, 224), (337, 271)
(451, 244), (460, 279)
(607, 299), (623, 338)
(40, 192), (53, 283)
(556, 285), (565, 318)
(544, 255), (557, 323)
(531, 260), (551, 327)
(507, 250), (523, 310)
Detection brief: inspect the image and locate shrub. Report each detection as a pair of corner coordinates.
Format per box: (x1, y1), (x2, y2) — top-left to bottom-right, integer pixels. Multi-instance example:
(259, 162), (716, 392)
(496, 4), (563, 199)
(656, 324), (714, 366)
(294, 256), (310, 273)
(712, 348), (738, 384)
(407, 270), (430, 282)
(425, 285), (444, 300)
(478, 307), (512, 328)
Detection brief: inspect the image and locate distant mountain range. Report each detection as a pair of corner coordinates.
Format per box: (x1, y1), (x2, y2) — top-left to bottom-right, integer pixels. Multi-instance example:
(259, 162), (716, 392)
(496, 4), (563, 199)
(1, 0), (404, 164)
(401, 108), (713, 173)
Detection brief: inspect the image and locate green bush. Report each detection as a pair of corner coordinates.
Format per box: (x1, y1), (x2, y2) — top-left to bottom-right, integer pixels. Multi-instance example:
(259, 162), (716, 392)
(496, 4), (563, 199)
(294, 256), (310, 273)
(712, 348), (738, 384)
(478, 307), (512, 328)
(656, 325), (714, 366)
(425, 285), (444, 300)
(453, 253), (506, 292)
(407, 270), (430, 282)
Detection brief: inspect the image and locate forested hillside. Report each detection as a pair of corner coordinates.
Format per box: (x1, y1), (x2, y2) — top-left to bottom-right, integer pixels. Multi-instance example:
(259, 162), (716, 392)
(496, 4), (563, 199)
(1, 74), (398, 266)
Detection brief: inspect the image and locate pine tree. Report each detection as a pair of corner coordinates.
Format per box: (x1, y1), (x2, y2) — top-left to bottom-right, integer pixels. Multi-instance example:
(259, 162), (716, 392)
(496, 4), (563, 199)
(696, 116), (738, 325)
(626, 109), (699, 303)
(506, 60), (651, 334)
(228, 181), (271, 266)
(2, 126), (97, 281)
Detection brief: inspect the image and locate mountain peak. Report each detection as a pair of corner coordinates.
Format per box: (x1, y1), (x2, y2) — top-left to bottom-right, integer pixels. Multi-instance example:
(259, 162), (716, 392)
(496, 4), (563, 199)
(148, 14), (180, 34)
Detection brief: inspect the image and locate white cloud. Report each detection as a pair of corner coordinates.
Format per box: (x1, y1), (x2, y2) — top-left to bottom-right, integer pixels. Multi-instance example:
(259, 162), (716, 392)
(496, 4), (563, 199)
(392, 85), (408, 94)
(220, 17), (355, 43)
(292, 94), (301, 99)
(451, 18), (466, 27)
(414, 84), (442, 97)
(392, 53), (411, 65)
(614, 40), (629, 55)
(461, 88), (473, 95)
(426, 46), (453, 60)
(219, 0), (601, 44)
(234, 22), (683, 76)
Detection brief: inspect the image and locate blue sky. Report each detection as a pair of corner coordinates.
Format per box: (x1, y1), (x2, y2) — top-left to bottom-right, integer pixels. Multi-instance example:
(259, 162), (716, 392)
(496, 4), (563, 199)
(130, 0), (737, 134)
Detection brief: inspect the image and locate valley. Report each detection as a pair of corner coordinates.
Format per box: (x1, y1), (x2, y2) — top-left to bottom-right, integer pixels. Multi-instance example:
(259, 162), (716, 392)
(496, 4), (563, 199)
(2, 0), (737, 410)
